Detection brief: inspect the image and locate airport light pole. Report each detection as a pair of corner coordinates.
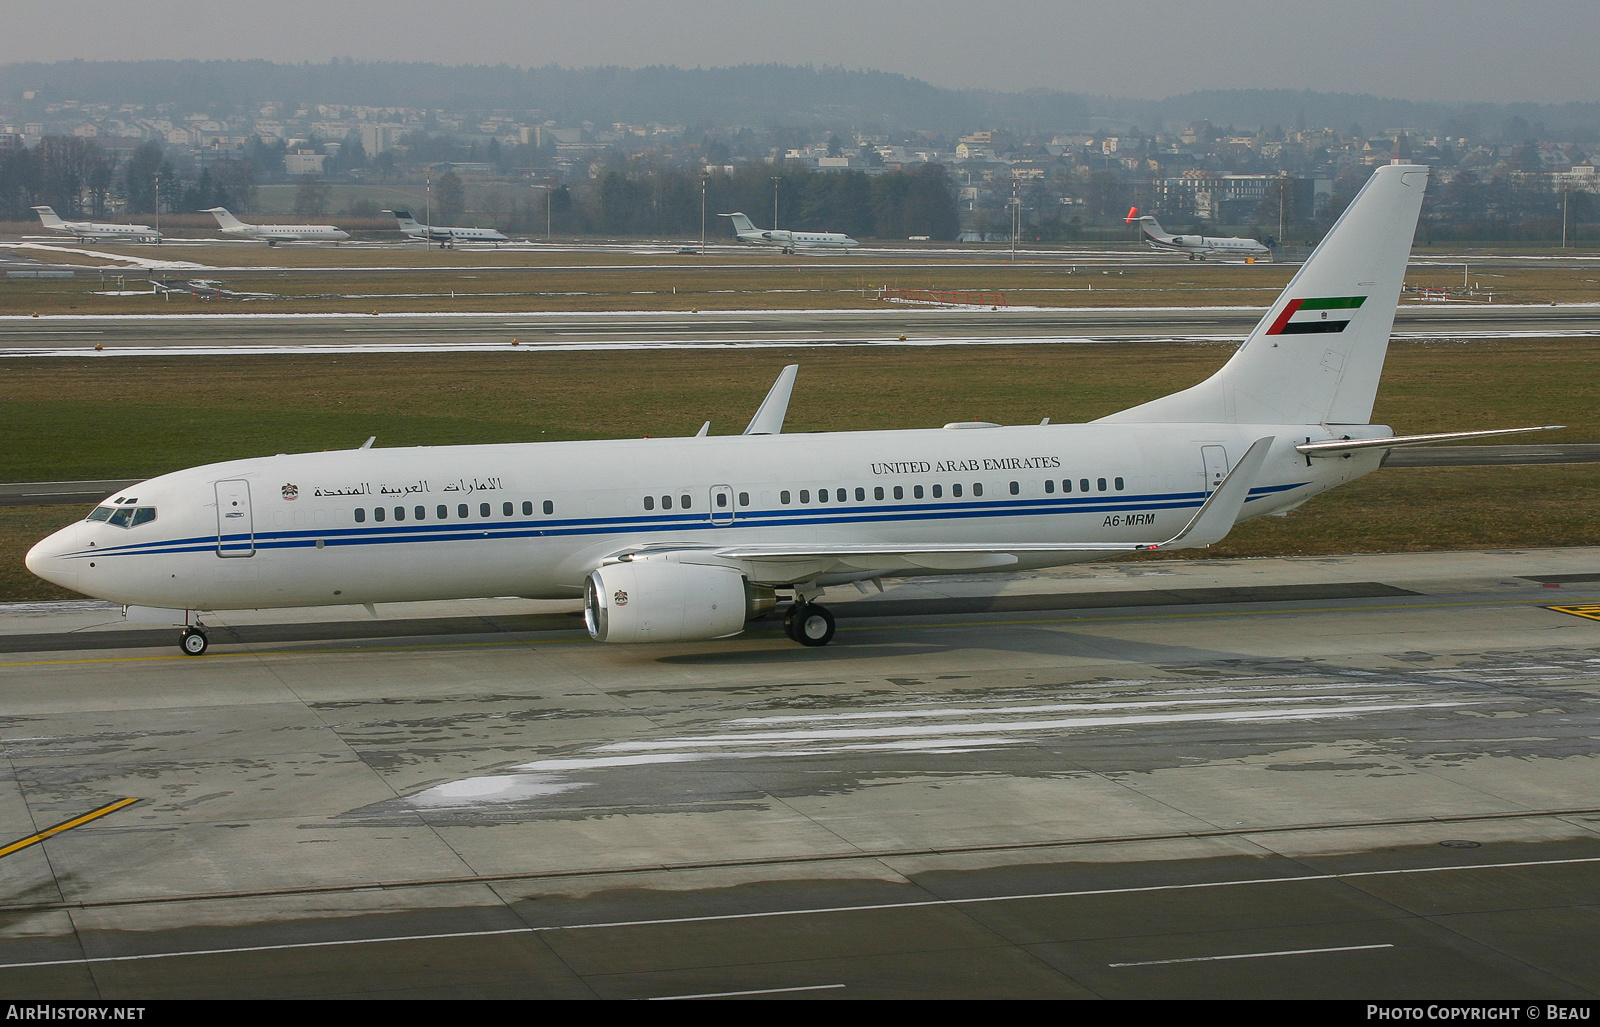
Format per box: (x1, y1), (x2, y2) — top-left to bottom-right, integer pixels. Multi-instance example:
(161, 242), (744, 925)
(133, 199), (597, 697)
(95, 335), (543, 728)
(700, 176), (707, 255)
(772, 176), (780, 231)
(425, 174), (431, 250)
(532, 183), (551, 241)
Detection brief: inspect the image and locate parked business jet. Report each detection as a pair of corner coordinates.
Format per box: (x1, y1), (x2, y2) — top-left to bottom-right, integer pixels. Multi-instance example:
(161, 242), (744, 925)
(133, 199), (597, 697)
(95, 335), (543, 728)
(719, 212), (858, 253)
(1126, 207), (1270, 261)
(28, 165), (1562, 655)
(31, 206), (161, 244)
(386, 209), (508, 247)
(202, 208), (350, 246)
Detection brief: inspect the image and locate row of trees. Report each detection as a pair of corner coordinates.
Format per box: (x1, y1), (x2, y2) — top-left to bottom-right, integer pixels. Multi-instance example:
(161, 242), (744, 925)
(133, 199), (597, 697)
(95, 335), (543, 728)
(0, 137), (257, 222)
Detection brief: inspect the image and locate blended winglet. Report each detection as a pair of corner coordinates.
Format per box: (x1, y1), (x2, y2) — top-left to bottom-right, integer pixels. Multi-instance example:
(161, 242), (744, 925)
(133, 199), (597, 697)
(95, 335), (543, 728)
(744, 364), (799, 435)
(1151, 435), (1276, 550)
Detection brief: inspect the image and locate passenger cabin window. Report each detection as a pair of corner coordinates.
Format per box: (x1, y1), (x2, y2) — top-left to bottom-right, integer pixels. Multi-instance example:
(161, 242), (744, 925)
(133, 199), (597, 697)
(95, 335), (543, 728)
(874, 487), (885, 500)
(681, 495), (690, 509)
(543, 501), (554, 515)
(716, 492), (727, 508)
(973, 483), (983, 497)
(855, 487), (865, 502)
(913, 485), (924, 499)
(644, 495), (655, 510)
(893, 486), (903, 500)
(523, 501), (533, 516)
(931, 484), (942, 498)
(1080, 479), (1090, 492)
(739, 492), (750, 507)
(394, 507), (405, 521)
(355, 509), (367, 523)
(1044, 480), (1055, 494)
(458, 504), (469, 518)
(1115, 477), (1125, 491)
(1063, 479), (1073, 493)
(662, 495), (673, 510)
(374, 507), (386, 522)
(953, 484), (963, 498)
(503, 502), (513, 516)
(800, 490), (810, 504)
(437, 505), (448, 519)
(780, 491), (791, 505)
(1097, 478), (1107, 492)
(1009, 481), (1020, 495)
(479, 503), (491, 518)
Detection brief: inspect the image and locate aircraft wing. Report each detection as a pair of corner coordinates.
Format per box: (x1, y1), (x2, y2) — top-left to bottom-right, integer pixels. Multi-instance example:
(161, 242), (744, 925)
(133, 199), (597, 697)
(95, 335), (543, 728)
(616, 438), (1274, 582)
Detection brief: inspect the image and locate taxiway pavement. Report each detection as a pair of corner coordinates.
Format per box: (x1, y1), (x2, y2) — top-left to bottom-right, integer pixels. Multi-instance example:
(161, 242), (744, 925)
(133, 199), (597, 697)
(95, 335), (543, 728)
(1, 548), (1598, 998)
(2, 304), (1598, 358)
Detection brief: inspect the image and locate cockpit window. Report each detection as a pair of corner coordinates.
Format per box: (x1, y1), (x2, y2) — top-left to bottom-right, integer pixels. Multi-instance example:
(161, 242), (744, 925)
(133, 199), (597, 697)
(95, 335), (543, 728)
(90, 506), (156, 528)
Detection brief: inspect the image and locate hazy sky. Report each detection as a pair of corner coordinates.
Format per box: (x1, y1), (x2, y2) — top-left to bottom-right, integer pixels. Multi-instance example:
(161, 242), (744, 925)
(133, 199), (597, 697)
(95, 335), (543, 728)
(5, 0), (1597, 105)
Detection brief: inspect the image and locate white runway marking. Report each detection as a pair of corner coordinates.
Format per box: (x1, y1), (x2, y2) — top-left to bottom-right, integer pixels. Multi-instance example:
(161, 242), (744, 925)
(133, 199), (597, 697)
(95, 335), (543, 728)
(0, 857), (1592, 973)
(1108, 943), (1394, 967)
(649, 984), (846, 1000)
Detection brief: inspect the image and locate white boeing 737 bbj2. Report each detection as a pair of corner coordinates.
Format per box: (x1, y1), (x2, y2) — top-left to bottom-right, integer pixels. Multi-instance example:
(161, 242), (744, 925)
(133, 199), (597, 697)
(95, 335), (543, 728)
(719, 212), (858, 253)
(28, 165), (1562, 655)
(31, 206), (161, 244)
(202, 208), (350, 245)
(1126, 207), (1271, 260)
(386, 209), (509, 247)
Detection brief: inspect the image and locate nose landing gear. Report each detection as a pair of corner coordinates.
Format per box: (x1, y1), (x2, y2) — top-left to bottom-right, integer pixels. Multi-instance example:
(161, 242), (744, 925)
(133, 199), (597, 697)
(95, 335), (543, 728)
(179, 626), (209, 656)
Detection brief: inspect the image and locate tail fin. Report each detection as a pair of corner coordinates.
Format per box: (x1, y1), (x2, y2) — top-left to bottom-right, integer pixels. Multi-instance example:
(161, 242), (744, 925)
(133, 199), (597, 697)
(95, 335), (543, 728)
(31, 206), (65, 229)
(719, 212), (758, 235)
(386, 209), (421, 228)
(1099, 164), (1428, 426)
(202, 207), (247, 230)
(1129, 210), (1170, 241)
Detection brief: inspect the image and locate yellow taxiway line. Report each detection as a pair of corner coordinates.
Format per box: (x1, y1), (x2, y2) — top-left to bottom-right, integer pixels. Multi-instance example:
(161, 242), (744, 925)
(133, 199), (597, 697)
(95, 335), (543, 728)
(0, 797), (140, 859)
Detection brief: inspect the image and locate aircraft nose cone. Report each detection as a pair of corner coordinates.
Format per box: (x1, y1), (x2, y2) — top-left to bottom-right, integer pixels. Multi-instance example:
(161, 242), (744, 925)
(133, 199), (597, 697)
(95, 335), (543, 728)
(25, 523), (81, 591)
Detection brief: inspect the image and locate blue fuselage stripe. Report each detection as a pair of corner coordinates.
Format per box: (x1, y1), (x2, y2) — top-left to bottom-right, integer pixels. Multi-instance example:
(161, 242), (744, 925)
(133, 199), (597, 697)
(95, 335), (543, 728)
(66, 482), (1309, 560)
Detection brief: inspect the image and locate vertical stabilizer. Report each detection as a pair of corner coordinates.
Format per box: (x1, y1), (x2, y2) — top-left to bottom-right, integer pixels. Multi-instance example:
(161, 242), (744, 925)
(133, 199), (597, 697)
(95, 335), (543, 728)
(386, 209), (422, 231)
(203, 207), (248, 230)
(720, 212), (759, 235)
(31, 206), (65, 229)
(1099, 164), (1428, 426)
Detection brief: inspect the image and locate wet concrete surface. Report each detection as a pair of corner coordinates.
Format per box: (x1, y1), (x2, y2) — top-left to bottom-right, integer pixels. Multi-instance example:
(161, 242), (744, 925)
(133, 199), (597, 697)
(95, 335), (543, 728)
(1, 549), (1598, 998)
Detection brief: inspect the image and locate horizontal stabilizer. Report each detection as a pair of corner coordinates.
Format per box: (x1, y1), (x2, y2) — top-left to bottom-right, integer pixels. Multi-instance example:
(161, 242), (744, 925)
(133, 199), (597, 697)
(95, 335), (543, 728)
(1295, 425), (1564, 456)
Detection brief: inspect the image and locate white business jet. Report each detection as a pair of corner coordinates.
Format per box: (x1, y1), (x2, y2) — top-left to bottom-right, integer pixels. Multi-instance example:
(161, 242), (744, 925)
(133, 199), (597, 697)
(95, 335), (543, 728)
(202, 207), (350, 246)
(385, 209), (508, 247)
(719, 212), (858, 253)
(31, 206), (161, 244)
(1125, 206), (1270, 261)
(28, 165), (1563, 655)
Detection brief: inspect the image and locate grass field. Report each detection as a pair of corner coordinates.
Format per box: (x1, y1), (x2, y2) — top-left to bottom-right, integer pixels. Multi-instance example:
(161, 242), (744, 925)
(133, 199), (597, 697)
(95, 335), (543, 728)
(3, 250), (1598, 315)
(4, 338), (1597, 602)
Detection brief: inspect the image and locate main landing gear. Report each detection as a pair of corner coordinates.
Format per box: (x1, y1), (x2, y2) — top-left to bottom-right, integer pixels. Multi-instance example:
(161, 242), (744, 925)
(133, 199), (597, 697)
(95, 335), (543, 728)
(179, 625), (209, 656)
(783, 602), (836, 647)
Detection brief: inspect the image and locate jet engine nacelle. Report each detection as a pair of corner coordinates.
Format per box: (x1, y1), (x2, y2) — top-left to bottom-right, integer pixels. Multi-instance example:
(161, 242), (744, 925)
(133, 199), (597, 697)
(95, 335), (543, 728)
(584, 560), (772, 643)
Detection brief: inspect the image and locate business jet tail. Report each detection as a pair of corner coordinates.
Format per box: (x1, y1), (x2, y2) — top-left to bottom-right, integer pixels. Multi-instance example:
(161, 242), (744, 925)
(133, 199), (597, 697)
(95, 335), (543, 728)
(386, 209), (422, 230)
(31, 206), (66, 229)
(720, 212), (758, 235)
(1101, 164), (1428, 426)
(202, 207), (248, 230)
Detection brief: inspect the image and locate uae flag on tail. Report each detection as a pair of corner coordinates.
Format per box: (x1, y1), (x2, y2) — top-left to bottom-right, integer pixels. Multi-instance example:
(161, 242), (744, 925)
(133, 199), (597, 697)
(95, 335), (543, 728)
(1265, 296), (1366, 335)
